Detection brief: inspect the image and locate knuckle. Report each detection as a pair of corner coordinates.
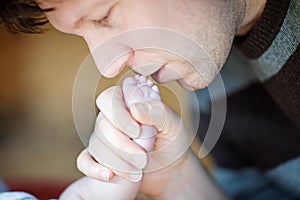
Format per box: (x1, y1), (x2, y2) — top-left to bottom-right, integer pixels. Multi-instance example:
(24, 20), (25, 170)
(76, 150), (86, 172)
(93, 114), (109, 140)
(96, 86), (121, 109)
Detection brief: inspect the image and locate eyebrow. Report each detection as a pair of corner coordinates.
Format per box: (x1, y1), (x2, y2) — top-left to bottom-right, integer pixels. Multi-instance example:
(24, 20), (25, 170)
(39, 0), (63, 11)
(40, 4), (84, 30)
(41, 7), (55, 12)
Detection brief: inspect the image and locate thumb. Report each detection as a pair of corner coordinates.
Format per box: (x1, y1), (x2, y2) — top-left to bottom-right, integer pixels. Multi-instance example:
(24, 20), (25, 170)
(130, 101), (190, 172)
(129, 100), (180, 135)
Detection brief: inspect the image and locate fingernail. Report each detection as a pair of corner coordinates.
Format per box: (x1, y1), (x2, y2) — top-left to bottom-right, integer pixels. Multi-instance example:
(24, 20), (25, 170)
(99, 169), (110, 181)
(129, 170), (142, 182)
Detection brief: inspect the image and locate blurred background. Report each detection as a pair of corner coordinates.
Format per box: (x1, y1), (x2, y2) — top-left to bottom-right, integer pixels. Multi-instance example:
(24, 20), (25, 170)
(0, 27), (88, 186)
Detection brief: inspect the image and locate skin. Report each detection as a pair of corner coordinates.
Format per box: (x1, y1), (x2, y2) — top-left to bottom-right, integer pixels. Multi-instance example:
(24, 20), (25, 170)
(38, 0), (254, 89)
(61, 76), (163, 200)
(36, 0), (267, 199)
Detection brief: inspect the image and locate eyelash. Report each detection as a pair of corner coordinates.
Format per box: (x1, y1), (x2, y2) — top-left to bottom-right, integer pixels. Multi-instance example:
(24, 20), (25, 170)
(94, 14), (110, 27)
(93, 3), (116, 28)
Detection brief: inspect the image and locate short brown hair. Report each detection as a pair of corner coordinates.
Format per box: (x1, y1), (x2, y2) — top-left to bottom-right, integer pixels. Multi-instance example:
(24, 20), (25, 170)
(0, 0), (50, 34)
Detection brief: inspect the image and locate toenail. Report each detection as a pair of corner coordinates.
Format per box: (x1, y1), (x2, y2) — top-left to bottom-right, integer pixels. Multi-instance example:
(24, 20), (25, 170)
(152, 85), (159, 93)
(139, 76), (147, 83)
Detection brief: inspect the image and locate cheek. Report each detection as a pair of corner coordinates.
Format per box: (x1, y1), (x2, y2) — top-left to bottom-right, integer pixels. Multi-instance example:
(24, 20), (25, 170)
(121, 0), (199, 42)
(120, 0), (175, 29)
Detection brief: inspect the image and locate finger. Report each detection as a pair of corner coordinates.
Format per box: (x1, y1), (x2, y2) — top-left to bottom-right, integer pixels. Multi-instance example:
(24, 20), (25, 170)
(129, 100), (179, 135)
(96, 86), (140, 138)
(77, 149), (114, 182)
(129, 101), (189, 169)
(94, 112), (147, 169)
(134, 125), (157, 152)
(88, 133), (143, 183)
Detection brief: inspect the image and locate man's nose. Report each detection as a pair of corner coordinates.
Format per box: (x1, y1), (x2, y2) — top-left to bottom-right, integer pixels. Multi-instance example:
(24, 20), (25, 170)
(87, 39), (134, 78)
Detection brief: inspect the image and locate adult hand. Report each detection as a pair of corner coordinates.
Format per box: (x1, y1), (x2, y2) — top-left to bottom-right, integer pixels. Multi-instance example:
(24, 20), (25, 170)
(76, 84), (192, 197)
(78, 86), (148, 183)
(76, 83), (230, 199)
(128, 100), (228, 200)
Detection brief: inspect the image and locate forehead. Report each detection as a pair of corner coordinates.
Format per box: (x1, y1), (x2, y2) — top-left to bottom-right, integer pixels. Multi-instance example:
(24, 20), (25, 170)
(36, 0), (66, 11)
(37, 0), (108, 33)
(36, 0), (76, 33)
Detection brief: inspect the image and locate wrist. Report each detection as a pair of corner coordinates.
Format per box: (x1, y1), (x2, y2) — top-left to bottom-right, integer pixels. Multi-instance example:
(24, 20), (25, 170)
(159, 150), (228, 200)
(159, 150), (196, 200)
(140, 150), (190, 199)
(236, 0), (267, 36)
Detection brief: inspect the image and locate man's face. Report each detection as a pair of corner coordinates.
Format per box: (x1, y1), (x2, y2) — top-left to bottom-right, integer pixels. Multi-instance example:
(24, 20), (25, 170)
(38, 0), (244, 90)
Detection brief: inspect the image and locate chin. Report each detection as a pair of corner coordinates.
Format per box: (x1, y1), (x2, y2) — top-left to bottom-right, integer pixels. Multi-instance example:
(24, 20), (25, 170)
(178, 79), (208, 91)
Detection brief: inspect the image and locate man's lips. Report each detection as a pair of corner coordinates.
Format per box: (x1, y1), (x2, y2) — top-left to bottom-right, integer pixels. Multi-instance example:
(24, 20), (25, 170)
(151, 62), (183, 84)
(95, 46), (185, 84)
(131, 62), (182, 84)
(129, 62), (163, 78)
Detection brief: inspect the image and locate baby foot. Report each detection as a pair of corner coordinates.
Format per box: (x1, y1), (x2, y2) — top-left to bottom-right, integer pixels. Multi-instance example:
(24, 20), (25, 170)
(122, 75), (162, 152)
(123, 74), (161, 107)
